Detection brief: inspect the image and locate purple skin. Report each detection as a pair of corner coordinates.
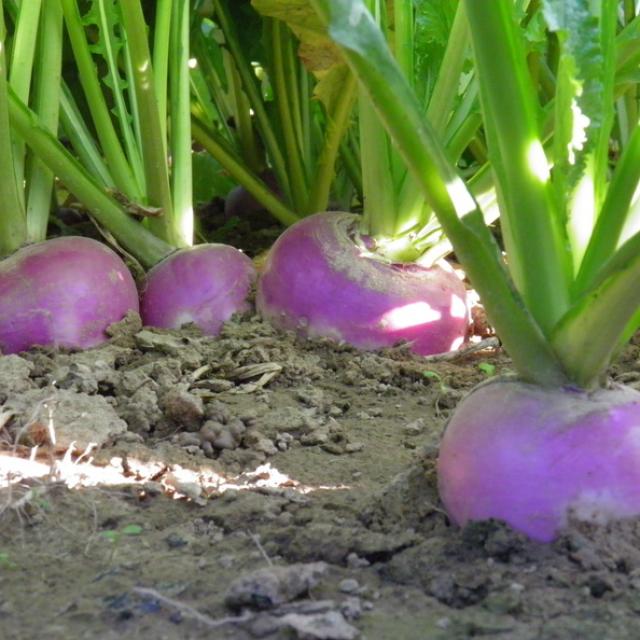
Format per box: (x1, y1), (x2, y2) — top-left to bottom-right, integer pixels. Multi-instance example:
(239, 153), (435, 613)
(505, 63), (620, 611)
(256, 212), (468, 355)
(0, 236), (138, 354)
(140, 244), (256, 335)
(438, 378), (640, 542)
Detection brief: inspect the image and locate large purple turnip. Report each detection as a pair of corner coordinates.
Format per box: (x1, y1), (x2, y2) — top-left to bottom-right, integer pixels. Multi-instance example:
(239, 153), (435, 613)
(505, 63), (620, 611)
(140, 244), (256, 335)
(256, 212), (468, 355)
(0, 236), (139, 354)
(438, 379), (640, 541)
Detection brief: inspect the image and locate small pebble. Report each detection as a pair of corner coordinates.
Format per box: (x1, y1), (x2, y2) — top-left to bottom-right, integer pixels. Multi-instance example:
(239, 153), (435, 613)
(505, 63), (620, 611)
(142, 481), (164, 496)
(402, 418), (425, 435)
(340, 596), (362, 620)
(165, 533), (188, 549)
(221, 489), (239, 502)
(339, 578), (360, 594)
(218, 554), (235, 569)
(346, 553), (369, 569)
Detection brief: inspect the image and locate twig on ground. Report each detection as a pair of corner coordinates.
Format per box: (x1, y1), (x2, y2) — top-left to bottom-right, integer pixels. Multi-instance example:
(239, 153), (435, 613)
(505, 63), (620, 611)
(133, 587), (254, 628)
(422, 337), (500, 362)
(247, 529), (273, 566)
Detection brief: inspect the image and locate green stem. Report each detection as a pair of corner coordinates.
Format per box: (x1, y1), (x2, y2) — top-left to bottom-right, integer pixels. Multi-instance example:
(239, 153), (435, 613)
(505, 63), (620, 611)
(426, 1), (467, 132)
(552, 250), (640, 388)
(168, 0), (193, 246)
(26, 0), (63, 243)
(8, 89), (171, 267)
(339, 134), (363, 198)
(285, 32), (306, 175)
(464, 0), (570, 334)
(228, 58), (262, 172)
(192, 118), (300, 227)
(59, 85), (114, 188)
(397, 0), (468, 235)
(96, 0), (144, 193)
(393, 0), (413, 88)
(446, 111), (482, 162)
(307, 72), (357, 214)
(270, 19), (308, 211)
(299, 60), (312, 173)
(152, 0), (172, 143)
(212, 0), (291, 203)
(119, 0), (178, 245)
(359, 84), (395, 236)
(0, 0), (25, 255)
(8, 0), (41, 203)
(8, 0), (41, 100)
(60, 0), (141, 201)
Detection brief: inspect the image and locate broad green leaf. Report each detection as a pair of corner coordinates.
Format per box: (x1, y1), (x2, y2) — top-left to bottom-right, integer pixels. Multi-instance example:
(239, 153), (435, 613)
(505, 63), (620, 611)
(197, 19), (229, 93)
(311, 63), (352, 116)
(252, 0), (348, 112)
(82, 2), (132, 133)
(413, 0), (456, 101)
(543, 0), (604, 181)
(543, 0), (616, 272)
(252, 0), (327, 42)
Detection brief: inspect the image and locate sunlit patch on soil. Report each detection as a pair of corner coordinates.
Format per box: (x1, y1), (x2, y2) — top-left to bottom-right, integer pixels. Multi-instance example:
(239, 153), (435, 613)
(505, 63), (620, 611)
(0, 446), (349, 505)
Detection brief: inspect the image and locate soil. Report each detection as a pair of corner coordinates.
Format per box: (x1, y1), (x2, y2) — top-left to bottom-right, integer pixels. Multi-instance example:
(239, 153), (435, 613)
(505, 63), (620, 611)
(3, 309), (640, 640)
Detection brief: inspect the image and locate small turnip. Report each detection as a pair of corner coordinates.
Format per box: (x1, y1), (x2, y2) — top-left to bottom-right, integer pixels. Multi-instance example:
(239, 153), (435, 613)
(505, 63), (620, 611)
(140, 243), (256, 335)
(437, 378), (640, 541)
(0, 236), (139, 354)
(256, 211), (468, 355)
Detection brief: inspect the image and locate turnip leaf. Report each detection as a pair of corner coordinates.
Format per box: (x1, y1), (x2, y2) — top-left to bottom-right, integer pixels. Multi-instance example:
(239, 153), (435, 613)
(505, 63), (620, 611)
(252, 0), (347, 114)
(81, 0), (144, 191)
(542, 0), (616, 269)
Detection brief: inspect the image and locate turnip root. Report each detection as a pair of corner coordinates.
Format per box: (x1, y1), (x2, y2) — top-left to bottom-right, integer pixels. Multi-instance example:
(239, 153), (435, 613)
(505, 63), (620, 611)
(0, 236), (138, 353)
(438, 378), (640, 541)
(256, 212), (468, 355)
(140, 244), (256, 335)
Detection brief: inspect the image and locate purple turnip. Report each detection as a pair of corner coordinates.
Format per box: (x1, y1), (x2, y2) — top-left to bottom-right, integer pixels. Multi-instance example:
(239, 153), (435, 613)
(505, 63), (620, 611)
(140, 244), (256, 335)
(256, 211), (468, 355)
(437, 378), (640, 542)
(0, 236), (139, 354)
